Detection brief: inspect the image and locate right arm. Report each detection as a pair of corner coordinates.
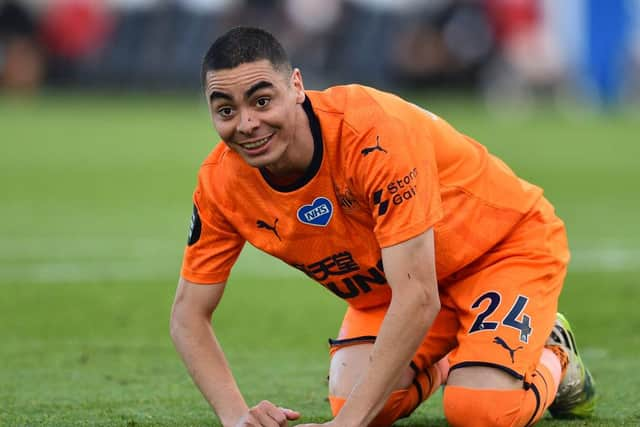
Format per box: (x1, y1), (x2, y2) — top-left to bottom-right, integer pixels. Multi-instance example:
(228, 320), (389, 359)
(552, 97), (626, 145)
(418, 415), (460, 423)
(170, 277), (300, 427)
(178, 167), (299, 425)
(170, 276), (248, 426)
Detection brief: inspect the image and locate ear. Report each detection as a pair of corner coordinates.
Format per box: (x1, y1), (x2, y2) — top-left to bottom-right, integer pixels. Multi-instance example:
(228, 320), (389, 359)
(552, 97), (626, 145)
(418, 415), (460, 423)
(290, 68), (306, 104)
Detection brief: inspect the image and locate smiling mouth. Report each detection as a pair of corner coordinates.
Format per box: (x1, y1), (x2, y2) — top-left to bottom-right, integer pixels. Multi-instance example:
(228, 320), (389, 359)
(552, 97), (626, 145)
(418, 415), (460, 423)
(240, 134), (273, 150)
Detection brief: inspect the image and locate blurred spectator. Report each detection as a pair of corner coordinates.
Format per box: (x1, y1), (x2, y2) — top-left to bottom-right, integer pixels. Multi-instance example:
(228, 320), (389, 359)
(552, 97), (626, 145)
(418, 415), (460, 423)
(481, 0), (567, 106)
(171, 0), (237, 88)
(2, 0), (637, 107)
(632, 0), (640, 99)
(0, 1), (45, 93)
(285, 0), (342, 34)
(482, 0), (639, 109)
(318, 0), (404, 87)
(41, 0), (114, 59)
(281, 0), (342, 88)
(39, 0), (114, 85)
(389, 1), (493, 88)
(583, 0), (632, 107)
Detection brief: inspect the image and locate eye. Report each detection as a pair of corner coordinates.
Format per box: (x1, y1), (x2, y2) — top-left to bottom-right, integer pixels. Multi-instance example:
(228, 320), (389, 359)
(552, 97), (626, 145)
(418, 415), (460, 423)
(217, 106), (234, 118)
(256, 97), (271, 108)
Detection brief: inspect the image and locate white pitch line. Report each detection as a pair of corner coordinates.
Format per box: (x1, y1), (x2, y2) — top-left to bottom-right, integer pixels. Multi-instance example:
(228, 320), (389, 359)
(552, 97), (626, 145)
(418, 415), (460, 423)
(567, 248), (640, 272)
(0, 242), (637, 284)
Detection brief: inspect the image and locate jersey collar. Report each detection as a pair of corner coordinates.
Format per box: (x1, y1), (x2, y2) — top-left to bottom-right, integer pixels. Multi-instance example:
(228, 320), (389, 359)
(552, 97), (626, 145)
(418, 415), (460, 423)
(259, 95), (323, 192)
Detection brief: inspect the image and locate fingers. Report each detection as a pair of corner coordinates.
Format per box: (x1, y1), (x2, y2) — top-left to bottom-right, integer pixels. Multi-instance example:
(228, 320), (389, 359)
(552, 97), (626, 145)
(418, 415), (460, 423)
(279, 407), (301, 420)
(248, 401), (281, 427)
(237, 401), (300, 427)
(261, 402), (287, 426)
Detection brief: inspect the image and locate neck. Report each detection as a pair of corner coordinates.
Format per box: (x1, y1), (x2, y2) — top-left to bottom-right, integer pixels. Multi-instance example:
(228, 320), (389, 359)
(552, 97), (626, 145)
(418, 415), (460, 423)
(265, 104), (314, 176)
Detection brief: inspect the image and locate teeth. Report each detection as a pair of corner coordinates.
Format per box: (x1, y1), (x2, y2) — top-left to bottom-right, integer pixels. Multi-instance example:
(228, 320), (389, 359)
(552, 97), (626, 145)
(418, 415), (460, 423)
(243, 136), (270, 149)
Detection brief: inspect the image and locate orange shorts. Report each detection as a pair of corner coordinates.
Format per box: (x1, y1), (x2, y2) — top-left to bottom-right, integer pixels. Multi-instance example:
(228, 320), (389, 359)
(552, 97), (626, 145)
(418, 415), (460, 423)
(329, 198), (569, 381)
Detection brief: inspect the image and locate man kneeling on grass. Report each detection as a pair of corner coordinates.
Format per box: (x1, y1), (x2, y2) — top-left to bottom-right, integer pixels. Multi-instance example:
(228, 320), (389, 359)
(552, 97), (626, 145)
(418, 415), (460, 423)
(170, 26), (596, 427)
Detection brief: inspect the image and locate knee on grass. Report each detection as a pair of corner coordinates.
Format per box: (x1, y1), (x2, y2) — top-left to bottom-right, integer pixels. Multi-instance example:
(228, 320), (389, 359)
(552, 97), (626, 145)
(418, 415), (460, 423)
(443, 386), (534, 427)
(329, 387), (419, 427)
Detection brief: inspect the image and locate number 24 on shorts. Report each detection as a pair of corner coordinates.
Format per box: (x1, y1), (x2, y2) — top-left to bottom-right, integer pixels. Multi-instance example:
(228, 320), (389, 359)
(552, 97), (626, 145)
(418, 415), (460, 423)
(469, 292), (532, 343)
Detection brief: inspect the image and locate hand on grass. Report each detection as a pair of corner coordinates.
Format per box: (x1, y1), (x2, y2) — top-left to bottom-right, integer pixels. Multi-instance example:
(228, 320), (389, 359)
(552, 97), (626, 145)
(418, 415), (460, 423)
(235, 400), (300, 427)
(295, 421), (338, 427)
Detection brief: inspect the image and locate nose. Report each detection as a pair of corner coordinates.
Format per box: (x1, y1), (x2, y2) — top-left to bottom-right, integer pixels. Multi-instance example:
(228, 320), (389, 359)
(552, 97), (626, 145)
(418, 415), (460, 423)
(237, 109), (259, 136)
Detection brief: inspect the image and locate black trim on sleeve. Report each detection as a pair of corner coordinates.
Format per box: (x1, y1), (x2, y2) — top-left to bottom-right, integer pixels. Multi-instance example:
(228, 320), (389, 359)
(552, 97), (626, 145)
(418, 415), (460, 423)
(187, 204), (202, 246)
(259, 95), (323, 192)
(449, 361), (525, 381)
(328, 335), (377, 347)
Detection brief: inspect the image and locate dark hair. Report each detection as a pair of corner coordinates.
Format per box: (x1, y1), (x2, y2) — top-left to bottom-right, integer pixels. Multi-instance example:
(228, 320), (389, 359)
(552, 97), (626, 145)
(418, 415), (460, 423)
(201, 27), (292, 84)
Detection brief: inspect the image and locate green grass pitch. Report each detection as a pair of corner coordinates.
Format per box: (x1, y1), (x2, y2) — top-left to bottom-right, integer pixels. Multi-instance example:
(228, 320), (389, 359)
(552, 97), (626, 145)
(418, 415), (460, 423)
(1, 92), (639, 426)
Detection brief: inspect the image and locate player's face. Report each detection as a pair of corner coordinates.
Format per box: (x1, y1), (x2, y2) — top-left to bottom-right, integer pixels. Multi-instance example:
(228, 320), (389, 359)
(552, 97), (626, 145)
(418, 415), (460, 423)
(205, 60), (306, 172)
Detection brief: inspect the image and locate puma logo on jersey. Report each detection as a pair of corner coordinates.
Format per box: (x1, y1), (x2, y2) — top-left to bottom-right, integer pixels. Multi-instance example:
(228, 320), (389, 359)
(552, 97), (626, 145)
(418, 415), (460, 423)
(493, 336), (524, 363)
(257, 218), (281, 240)
(361, 136), (387, 156)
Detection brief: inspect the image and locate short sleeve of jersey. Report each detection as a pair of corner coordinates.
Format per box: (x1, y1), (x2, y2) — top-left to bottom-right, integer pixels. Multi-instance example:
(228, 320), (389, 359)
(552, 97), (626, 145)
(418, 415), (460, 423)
(355, 103), (443, 248)
(180, 167), (245, 284)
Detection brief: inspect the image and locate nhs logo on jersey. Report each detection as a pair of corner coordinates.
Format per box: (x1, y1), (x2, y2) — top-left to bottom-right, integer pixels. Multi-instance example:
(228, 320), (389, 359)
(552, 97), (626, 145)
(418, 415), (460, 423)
(297, 197), (333, 227)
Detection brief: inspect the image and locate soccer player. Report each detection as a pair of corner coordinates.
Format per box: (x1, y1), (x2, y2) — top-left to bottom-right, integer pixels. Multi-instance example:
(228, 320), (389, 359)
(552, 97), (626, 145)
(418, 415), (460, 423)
(170, 27), (596, 427)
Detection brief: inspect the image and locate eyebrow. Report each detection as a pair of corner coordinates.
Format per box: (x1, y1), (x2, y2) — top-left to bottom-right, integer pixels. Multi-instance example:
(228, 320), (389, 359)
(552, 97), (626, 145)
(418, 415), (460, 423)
(245, 81), (274, 98)
(209, 91), (232, 103)
(209, 80), (275, 104)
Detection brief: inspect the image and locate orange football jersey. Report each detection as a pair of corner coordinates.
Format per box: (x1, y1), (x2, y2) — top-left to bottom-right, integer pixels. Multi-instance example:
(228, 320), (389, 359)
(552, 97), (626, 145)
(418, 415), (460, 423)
(181, 85), (543, 309)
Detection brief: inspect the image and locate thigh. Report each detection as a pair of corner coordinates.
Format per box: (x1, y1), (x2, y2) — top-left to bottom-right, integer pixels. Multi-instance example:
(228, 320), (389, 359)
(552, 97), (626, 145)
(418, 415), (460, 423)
(329, 301), (458, 383)
(446, 204), (569, 382)
(329, 343), (415, 397)
(329, 305), (404, 397)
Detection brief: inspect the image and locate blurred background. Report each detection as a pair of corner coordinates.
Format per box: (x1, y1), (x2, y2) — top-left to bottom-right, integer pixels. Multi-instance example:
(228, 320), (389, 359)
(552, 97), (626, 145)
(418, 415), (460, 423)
(2, 0), (640, 108)
(2, 1), (640, 425)
(0, 0), (640, 427)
